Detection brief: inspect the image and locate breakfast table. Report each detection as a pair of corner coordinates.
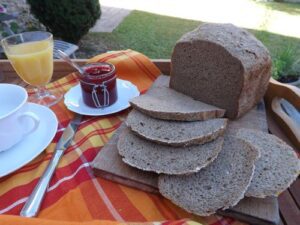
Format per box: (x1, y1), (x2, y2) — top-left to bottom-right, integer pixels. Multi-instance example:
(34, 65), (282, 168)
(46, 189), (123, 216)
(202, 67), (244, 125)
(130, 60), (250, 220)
(0, 50), (299, 225)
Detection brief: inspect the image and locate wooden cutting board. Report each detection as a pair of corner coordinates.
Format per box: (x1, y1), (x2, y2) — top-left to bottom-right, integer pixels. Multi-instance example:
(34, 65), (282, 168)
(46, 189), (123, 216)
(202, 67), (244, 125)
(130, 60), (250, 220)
(92, 102), (280, 225)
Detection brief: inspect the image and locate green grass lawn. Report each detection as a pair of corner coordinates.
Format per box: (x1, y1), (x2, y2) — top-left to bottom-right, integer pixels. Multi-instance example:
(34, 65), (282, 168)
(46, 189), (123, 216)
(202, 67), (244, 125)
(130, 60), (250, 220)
(78, 11), (200, 59)
(258, 1), (300, 15)
(78, 9), (300, 63)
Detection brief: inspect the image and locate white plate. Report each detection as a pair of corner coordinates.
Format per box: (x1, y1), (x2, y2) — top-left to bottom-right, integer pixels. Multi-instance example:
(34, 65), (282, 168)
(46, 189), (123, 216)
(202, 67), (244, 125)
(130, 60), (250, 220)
(0, 103), (58, 177)
(64, 79), (140, 116)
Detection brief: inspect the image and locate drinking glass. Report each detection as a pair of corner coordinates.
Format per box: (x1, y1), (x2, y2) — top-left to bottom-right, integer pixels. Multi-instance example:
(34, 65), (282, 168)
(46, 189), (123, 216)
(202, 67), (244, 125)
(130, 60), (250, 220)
(1, 31), (62, 106)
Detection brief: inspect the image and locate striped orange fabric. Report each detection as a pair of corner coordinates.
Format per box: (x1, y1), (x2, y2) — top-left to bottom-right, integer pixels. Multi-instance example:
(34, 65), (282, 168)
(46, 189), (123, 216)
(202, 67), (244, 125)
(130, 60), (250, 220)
(0, 50), (244, 225)
(0, 215), (198, 225)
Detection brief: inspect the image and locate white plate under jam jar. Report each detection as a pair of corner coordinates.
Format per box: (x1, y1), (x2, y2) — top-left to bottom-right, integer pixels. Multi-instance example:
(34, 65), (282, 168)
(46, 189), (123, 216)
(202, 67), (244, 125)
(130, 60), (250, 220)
(64, 79), (140, 116)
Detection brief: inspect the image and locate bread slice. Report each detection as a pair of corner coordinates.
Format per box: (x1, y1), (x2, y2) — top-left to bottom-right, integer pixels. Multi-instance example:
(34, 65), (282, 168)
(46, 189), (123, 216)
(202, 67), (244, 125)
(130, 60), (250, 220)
(235, 128), (300, 198)
(126, 109), (228, 147)
(158, 136), (259, 216)
(130, 86), (225, 121)
(151, 75), (170, 88)
(117, 128), (224, 175)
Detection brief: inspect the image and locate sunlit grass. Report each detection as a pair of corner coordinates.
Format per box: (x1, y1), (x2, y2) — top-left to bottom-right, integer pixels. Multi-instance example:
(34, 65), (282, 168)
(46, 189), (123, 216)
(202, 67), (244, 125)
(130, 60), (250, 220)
(79, 10), (300, 61)
(99, 0), (300, 38)
(257, 1), (300, 16)
(78, 11), (199, 58)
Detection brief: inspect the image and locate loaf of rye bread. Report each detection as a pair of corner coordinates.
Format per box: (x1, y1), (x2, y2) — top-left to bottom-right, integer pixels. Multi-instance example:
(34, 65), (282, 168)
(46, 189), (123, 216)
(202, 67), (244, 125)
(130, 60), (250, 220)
(170, 23), (272, 119)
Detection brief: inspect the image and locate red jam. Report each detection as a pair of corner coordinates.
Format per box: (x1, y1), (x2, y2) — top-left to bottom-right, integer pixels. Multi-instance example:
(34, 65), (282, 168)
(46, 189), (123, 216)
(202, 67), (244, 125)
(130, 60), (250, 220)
(79, 62), (118, 108)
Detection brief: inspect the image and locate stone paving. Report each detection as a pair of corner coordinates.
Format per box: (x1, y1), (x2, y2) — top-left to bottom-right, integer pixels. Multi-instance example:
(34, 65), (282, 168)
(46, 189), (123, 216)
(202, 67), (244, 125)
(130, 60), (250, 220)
(90, 6), (131, 32)
(0, 0), (44, 39)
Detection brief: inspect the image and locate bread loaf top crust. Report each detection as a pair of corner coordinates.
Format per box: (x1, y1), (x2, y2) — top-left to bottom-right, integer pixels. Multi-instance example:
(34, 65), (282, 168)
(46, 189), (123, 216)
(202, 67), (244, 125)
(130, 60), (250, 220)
(178, 23), (271, 73)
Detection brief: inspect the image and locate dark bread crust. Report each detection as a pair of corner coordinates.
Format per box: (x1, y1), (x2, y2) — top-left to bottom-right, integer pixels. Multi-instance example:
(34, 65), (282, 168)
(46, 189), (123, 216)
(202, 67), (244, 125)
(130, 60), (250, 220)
(170, 23), (272, 119)
(237, 63), (271, 118)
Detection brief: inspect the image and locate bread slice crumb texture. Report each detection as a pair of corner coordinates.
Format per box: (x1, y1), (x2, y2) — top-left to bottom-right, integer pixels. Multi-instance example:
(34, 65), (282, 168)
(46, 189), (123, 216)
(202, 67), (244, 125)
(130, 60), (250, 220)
(158, 136), (259, 216)
(130, 86), (225, 121)
(236, 128), (300, 198)
(117, 127), (224, 175)
(126, 109), (228, 146)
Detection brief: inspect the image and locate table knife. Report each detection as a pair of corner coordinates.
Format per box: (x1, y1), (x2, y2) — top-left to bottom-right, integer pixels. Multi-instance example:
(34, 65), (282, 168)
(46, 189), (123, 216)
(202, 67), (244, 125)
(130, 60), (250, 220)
(281, 99), (300, 126)
(20, 114), (82, 217)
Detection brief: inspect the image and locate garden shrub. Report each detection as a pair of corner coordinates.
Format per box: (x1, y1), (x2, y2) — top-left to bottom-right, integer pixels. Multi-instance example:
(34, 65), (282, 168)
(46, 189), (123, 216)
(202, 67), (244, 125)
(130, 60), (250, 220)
(27, 0), (101, 43)
(272, 46), (300, 80)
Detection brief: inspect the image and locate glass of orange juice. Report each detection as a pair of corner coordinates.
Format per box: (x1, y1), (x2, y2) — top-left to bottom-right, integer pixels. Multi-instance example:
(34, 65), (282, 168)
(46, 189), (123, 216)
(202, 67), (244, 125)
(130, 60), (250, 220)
(1, 31), (61, 106)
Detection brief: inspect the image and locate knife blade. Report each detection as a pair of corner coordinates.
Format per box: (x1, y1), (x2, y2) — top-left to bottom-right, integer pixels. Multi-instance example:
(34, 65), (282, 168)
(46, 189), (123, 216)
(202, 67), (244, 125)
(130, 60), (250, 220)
(281, 99), (300, 126)
(20, 114), (82, 217)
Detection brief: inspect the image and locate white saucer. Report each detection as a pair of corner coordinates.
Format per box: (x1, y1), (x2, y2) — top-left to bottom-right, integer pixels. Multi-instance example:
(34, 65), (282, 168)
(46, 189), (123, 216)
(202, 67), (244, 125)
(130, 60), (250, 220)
(64, 79), (140, 116)
(0, 103), (58, 177)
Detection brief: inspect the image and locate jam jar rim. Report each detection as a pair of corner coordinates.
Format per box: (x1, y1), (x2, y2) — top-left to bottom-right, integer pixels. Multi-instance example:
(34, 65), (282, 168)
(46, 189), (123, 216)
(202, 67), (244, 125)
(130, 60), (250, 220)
(81, 62), (116, 80)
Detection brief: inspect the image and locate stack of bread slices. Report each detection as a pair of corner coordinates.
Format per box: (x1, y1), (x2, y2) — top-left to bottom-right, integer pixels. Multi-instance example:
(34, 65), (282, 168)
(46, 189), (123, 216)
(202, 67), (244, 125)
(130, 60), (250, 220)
(116, 75), (300, 216)
(117, 23), (300, 216)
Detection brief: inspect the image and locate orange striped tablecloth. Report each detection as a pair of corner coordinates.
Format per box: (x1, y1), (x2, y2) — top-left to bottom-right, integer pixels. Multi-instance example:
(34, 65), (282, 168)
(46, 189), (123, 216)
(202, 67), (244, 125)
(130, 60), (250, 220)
(0, 50), (244, 225)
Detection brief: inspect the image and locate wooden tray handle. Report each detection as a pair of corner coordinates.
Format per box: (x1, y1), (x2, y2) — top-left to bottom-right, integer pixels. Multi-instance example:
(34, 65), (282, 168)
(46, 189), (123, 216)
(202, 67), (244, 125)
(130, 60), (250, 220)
(265, 78), (300, 149)
(266, 78), (300, 107)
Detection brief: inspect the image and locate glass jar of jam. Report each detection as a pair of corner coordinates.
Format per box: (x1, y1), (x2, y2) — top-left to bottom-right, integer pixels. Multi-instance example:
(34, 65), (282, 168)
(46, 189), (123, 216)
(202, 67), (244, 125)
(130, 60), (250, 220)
(79, 62), (118, 108)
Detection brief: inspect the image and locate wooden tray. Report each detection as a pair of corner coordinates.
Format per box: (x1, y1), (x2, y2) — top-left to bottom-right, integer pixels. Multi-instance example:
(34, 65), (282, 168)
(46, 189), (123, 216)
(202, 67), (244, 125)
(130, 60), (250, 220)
(1, 59), (299, 225)
(91, 84), (279, 225)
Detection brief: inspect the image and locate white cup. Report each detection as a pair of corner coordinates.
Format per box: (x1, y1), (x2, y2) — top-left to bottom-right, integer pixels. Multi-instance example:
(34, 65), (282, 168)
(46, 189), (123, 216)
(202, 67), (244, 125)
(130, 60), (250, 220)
(0, 84), (40, 152)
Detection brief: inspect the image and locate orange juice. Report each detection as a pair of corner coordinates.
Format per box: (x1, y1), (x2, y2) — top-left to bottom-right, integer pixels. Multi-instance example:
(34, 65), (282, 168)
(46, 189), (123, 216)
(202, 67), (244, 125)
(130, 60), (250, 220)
(6, 40), (53, 86)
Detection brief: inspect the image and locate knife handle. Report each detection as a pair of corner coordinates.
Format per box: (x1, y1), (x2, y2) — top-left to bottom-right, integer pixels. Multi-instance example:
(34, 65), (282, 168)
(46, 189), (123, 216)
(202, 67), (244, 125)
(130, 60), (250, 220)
(20, 150), (64, 217)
